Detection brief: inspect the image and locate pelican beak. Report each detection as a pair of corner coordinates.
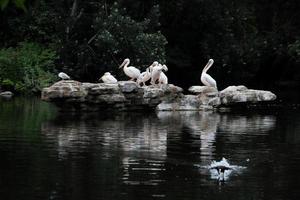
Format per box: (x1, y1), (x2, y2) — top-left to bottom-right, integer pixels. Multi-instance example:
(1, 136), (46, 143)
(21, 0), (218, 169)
(163, 65), (168, 71)
(119, 59), (129, 69)
(119, 60), (125, 69)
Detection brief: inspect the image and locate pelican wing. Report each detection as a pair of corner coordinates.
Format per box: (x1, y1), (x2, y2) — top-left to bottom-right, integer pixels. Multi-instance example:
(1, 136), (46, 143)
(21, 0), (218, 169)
(125, 66), (140, 79)
(201, 73), (217, 88)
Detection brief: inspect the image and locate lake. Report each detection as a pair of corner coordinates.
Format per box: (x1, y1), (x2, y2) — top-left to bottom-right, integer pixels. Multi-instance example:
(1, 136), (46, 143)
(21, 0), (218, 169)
(0, 97), (299, 200)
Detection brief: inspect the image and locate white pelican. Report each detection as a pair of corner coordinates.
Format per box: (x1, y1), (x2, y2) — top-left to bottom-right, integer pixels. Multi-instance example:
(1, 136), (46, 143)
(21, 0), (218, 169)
(137, 67), (151, 86)
(119, 58), (141, 81)
(99, 72), (118, 83)
(137, 61), (159, 86)
(151, 64), (168, 85)
(158, 71), (168, 85)
(201, 59), (217, 88)
(58, 72), (70, 80)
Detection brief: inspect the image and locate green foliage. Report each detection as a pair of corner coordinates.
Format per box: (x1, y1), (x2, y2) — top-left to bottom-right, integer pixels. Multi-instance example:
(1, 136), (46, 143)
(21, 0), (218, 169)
(0, 42), (57, 92)
(1, 0), (300, 88)
(0, 0), (26, 11)
(93, 2), (167, 69)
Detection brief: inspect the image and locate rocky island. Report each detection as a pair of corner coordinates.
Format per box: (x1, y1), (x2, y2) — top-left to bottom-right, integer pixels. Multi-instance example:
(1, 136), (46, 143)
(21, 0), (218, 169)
(41, 80), (276, 112)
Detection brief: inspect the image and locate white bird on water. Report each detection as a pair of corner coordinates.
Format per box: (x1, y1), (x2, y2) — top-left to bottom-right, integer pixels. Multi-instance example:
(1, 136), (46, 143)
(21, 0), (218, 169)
(58, 72), (70, 80)
(201, 59), (217, 89)
(151, 64), (168, 85)
(99, 72), (118, 83)
(119, 58), (141, 81)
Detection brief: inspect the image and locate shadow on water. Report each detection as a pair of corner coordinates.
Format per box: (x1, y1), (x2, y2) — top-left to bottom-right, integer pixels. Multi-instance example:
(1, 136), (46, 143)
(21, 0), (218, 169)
(0, 97), (300, 199)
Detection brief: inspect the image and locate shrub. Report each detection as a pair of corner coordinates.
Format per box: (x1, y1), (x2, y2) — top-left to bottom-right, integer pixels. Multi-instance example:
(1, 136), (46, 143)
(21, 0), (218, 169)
(0, 42), (57, 93)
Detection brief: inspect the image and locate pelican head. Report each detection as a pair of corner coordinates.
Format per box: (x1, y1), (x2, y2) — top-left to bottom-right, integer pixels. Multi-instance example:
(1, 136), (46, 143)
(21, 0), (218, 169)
(203, 58), (214, 73)
(104, 72), (111, 75)
(119, 58), (130, 68)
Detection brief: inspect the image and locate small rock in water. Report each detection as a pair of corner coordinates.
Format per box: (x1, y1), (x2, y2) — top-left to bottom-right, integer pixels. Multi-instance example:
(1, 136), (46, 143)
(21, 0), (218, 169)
(0, 91), (14, 98)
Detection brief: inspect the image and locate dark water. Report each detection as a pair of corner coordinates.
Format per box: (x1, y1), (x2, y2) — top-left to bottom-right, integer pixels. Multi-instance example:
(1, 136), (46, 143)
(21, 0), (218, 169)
(0, 97), (300, 200)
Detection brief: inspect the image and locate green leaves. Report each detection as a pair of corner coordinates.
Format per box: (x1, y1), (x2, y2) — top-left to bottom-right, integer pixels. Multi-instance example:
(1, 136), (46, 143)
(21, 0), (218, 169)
(92, 1), (167, 71)
(0, 42), (57, 92)
(0, 0), (26, 11)
(0, 0), (9, 10)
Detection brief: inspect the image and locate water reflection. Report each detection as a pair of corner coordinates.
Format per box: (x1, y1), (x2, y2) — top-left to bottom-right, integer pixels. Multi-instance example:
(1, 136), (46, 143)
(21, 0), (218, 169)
(3, 98), (300, 199)
(41, 113), (168, 160)
(40, 111), (278, 163)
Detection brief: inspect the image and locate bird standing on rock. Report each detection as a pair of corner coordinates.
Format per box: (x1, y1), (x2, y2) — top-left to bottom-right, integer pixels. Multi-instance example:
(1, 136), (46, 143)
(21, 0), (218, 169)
(151, 64), (168, 85)
(119, 58), (141, 81)
(201, 59), (217, 89)
(58, 72), (70, 80)
(99, 72), (118, 83)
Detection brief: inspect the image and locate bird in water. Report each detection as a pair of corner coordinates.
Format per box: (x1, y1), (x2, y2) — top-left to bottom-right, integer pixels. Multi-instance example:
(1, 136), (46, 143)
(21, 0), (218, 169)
(209, 158), (233, 181)
(210, 165), (232, 181)
(119, 58), (141, 81)
(201, 59), (217, 89)
(99, 72), (118, 83)
(58, 72), (70, 80)
(151, 64), (168, 85)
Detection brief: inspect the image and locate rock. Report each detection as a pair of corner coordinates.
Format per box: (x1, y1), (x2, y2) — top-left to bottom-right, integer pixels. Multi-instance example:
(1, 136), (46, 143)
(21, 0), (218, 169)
(220, 85), (276, 105)
(42, 81), (182, 111)
(188, 86), (218, 94)
(41, 80), (87, 101)
(118, 81), (139, 93)
(143, 87), (164, 98)
(41, 81), (277, 112)
(0, 91), (14, 98)
(157, 95), (200, 111)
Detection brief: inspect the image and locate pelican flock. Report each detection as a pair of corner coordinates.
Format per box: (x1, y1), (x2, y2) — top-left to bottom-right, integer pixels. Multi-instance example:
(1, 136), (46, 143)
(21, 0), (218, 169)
(58, 57), (220, 90)
(201, 59), (217, 89)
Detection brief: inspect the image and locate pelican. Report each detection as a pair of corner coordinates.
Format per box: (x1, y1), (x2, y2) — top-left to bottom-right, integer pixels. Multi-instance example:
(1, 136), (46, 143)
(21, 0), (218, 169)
(151, 64), (168, 85)
(158, 71), (168, 85)
(137, 67), (151, 86)
(119, 58), (141, 81)
(58, 72), (70, 80)
(99, 72), (118, 83)
(137, 61), (159, 86)
(201, 59), (217, 88)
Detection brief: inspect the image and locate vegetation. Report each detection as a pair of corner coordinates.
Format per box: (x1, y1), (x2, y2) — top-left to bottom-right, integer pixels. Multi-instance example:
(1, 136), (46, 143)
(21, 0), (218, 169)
(0, 42), (57, 92)
(0, 0), (300, 92)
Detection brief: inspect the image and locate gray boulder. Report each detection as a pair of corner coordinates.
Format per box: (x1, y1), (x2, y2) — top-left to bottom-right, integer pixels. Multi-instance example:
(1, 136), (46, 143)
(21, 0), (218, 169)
(41, 81), (277, 112)
(220, 85), (276, 105)
(42, 81), (182, 111)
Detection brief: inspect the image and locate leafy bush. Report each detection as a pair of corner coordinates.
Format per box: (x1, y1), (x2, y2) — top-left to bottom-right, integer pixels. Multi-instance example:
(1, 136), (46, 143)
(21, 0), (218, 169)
(0, 42), (57, 92)
(57, 1), (167, 81)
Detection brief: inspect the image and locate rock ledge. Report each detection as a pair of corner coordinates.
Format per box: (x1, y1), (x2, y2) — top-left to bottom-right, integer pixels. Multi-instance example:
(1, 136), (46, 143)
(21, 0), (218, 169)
(41, 81), (276, 111)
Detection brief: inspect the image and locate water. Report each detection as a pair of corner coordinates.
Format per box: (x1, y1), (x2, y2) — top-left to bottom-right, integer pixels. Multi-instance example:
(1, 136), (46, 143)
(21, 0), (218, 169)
(0, 97), (300, 200)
